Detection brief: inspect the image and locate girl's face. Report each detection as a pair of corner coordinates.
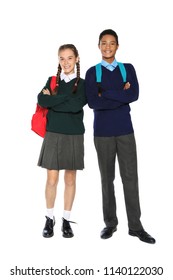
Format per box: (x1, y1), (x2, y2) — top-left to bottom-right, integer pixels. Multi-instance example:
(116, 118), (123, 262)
(58, 48), (78, 75)
(99, 34), (119, 63)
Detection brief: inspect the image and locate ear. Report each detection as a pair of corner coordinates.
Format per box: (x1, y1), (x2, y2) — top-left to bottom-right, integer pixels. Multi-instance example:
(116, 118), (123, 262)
(76, 56), (80, 63)
(116, 44), (119, 51)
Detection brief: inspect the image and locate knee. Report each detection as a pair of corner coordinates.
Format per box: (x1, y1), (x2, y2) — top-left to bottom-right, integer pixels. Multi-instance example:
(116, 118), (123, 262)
(65, 171), (76, 187)
(46, 178), (58, 188)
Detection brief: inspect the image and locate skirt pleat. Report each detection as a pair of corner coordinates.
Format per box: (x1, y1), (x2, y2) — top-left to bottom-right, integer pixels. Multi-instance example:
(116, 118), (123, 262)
(37, 132), (84, 170)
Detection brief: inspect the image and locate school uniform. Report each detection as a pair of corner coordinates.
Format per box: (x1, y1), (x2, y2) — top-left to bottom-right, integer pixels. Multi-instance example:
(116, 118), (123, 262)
(37, 73), (87, 170)
(85, 60), (143, 231)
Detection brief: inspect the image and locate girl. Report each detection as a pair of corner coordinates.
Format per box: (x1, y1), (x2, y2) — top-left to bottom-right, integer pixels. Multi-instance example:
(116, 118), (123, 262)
(37, 44), (87, 238)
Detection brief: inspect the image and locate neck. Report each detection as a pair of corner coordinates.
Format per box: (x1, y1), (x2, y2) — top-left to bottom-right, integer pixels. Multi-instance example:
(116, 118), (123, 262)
(102, 57), (115, 64)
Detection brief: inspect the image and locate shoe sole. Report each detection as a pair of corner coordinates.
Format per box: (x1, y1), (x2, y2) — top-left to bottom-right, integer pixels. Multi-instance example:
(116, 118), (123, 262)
(42, 233), (54, 238)
(62, 233), (74, 238)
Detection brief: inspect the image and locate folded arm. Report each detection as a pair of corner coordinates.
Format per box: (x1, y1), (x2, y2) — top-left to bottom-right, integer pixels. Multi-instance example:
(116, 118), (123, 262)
(37, 77), (70, 108)
(85, 68), (124, 110)
(102, 64), (139, 103)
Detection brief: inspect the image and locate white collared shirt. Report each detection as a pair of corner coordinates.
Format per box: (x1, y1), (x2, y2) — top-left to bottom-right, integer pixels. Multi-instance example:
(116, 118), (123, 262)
(60, 72), (77, 83)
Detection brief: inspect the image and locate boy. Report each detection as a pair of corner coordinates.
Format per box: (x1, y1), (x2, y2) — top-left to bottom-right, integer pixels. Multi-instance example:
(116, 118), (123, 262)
(85, 29), (155, 244)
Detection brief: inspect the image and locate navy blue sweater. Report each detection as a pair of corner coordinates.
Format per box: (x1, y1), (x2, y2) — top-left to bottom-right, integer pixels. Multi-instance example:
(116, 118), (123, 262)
(85, 63), (139, 137)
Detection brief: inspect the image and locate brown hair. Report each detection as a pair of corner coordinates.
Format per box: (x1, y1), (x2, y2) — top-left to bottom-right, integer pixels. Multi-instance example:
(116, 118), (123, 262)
(51, 44), (80, 95)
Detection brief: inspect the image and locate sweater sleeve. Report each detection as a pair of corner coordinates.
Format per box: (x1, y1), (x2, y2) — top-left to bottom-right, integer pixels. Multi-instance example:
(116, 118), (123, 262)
(102, 64), (139, 103)
(37, 77), (69, 108)
(85, 67), (124, 110)
(51, 81), (87, 113)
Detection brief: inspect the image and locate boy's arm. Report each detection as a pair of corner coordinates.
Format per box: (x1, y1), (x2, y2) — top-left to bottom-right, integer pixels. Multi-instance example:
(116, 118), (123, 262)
(85, 67), (124, 110)
(102, 64), (139, 103)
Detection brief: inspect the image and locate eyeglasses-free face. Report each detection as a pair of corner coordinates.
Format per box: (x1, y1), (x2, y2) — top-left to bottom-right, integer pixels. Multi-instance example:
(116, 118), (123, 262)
(58, 48), (79, 75)
(99, 34), (119, 63)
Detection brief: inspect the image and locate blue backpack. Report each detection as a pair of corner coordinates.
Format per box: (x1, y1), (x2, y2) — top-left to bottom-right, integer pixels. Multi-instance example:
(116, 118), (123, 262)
(95, 62), (127, 94)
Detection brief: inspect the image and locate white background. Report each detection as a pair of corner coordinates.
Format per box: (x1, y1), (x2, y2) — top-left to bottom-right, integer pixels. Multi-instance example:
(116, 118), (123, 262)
(0, 0), (173, 279)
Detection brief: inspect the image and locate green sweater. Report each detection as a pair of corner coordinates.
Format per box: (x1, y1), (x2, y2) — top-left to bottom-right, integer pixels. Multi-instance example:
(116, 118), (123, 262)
(37, 77), (87, 135)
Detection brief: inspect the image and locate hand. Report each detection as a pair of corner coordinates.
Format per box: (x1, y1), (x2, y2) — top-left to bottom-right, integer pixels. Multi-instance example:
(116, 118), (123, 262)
(123, 82), (131, 90)
(42, 89), (51, 95)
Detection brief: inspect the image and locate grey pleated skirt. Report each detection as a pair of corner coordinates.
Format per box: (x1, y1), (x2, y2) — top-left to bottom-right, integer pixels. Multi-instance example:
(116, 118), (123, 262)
(38, 132), (84, 170)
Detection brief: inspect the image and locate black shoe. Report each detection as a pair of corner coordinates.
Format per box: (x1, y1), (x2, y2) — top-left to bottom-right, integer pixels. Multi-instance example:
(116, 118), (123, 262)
(129, 229), (156, 244)
(61, 218), (75, 238)
(100, 226), (117, 239)
(42, 216), (55, 238)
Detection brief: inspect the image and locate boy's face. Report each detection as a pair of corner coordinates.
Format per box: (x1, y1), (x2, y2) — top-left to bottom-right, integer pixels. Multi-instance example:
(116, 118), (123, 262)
(98, 34), (119, 63)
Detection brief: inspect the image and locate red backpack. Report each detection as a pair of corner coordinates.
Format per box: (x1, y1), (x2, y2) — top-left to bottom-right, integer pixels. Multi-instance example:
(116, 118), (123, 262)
(31, 76), (56, 137)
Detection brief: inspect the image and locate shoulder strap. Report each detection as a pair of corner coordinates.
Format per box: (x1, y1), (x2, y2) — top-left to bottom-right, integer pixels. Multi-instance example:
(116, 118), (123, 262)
(50, 76), (57, 91)
(117, 62), (127, 83)
(95, 63), (102, 83)
(95, 62), (126, 83)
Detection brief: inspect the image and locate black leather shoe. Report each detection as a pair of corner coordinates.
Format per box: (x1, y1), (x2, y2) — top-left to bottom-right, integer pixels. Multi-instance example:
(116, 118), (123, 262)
(42, 216), (55, 238)
(129, 229), (156, 244)
(100, 226), (117, 239)
(61, 218), (75, 238)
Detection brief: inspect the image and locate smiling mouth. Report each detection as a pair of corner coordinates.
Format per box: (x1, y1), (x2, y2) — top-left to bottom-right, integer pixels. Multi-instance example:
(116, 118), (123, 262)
(103, 52), (113, 56)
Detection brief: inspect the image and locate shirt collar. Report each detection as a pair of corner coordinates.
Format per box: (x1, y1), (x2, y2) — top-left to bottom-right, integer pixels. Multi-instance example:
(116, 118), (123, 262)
(101, 59), (118, 68)
(60, 72), (77, 83)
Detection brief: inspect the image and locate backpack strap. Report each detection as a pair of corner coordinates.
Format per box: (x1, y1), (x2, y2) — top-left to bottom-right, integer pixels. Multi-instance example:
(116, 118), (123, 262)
(95, 62), (127, 83)
(50, 76), (57, 91)
(117, 62), (127, 83)
(95, 63), (102, 83)
(95, 63), (102, 95)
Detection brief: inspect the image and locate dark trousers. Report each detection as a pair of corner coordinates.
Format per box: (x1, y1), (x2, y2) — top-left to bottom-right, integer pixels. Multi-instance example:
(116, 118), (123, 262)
(94, 133), (143, 231)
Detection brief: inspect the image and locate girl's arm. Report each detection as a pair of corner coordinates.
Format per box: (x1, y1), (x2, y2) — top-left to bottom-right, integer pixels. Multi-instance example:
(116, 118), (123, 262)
(37, 77), (69, 108)
(51, 82), (87, 113)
